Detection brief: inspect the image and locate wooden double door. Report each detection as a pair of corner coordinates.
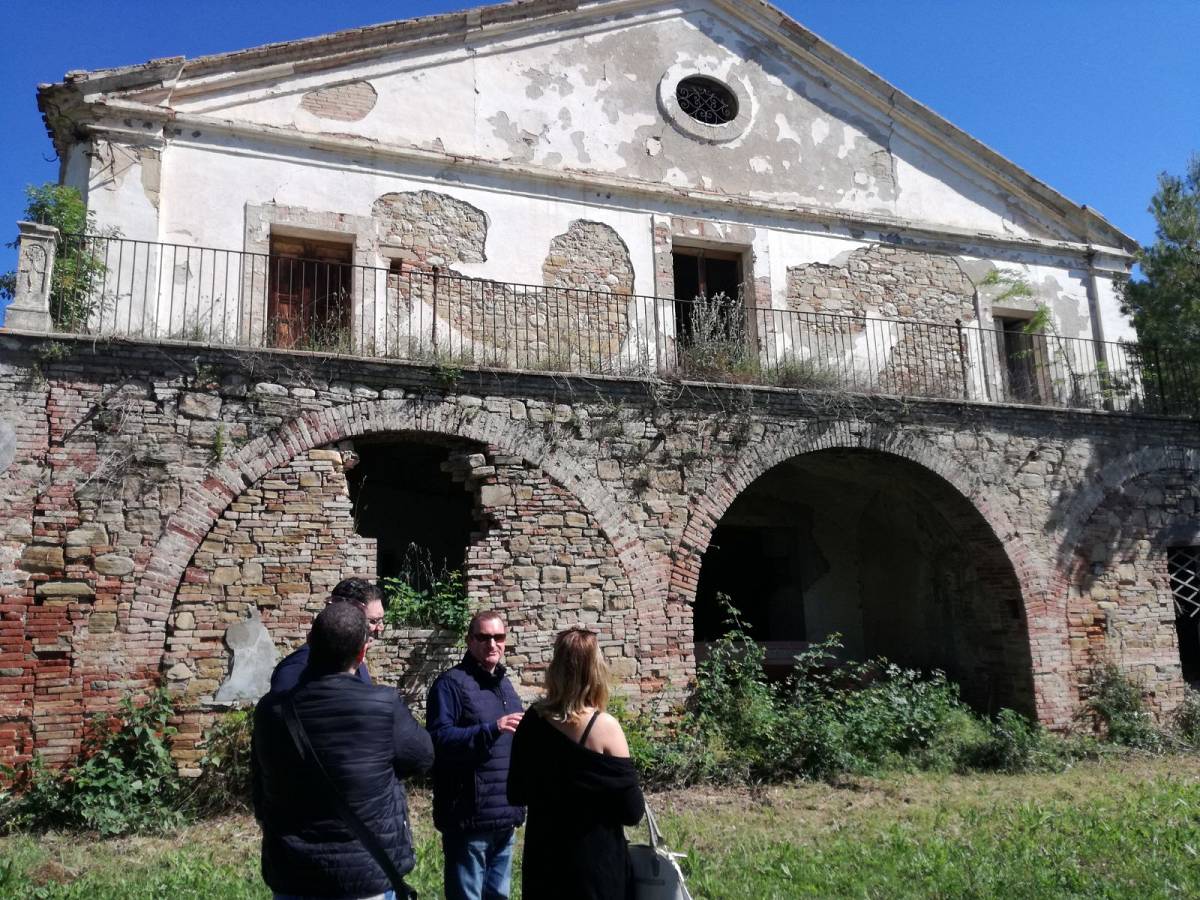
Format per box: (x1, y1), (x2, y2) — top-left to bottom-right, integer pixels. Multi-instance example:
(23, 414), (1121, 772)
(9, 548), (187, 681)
(267, 236), (353, 349)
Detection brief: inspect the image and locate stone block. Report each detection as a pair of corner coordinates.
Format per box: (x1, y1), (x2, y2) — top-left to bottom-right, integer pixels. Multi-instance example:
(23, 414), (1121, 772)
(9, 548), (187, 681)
(94, 554), (134, 576)
(179, 392), (222, 419)
(66, 524), (109, 548)
(480, 485), (515, 507)
(174, 610), (196, 631)
(542, 566), (567, 584)
(19, 545), (64, 573)
(35, 581), (95, 600)
(211, 566), (241, 586)
(89, 612), (117, 634)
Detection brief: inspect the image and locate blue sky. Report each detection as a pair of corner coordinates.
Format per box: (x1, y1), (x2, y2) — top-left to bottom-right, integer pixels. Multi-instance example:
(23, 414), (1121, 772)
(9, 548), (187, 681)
(2, 0), (1197, 316)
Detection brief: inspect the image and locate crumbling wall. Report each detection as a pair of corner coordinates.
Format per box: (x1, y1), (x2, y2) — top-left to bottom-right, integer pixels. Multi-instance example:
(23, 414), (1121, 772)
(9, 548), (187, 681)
(1067, 467), (1200, 717)
(374, 191), (488, 268)
(0, 333), (1197, 770)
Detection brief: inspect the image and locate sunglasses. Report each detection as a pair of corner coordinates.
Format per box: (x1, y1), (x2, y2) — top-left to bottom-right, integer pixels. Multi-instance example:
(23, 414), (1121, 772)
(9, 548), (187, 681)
(471, 632), (507, 644)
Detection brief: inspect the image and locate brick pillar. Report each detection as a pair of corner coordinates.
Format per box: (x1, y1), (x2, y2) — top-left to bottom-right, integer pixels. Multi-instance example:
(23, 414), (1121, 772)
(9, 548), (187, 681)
(4, 222), (59, 332)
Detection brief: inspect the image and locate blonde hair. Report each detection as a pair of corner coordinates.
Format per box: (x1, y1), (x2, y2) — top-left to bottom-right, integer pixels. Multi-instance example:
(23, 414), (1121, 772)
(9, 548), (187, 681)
(536, 627), (609, 722)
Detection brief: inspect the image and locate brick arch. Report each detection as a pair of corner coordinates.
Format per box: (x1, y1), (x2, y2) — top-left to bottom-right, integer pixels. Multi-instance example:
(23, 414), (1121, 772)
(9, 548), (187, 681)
(670, 419), (1060, 722)
(672, 420), (1042, 604)
(135, 398), (661, 662)
(1051, 446), (1200, 579)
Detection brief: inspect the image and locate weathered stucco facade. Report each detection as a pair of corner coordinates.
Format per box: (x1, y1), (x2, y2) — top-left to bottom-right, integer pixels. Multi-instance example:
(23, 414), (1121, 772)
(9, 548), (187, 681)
(4, 0), (1195, 770)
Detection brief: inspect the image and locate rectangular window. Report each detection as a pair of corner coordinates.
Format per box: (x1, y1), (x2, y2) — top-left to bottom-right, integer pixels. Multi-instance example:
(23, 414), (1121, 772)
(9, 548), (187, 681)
(267, 235), (353, 349)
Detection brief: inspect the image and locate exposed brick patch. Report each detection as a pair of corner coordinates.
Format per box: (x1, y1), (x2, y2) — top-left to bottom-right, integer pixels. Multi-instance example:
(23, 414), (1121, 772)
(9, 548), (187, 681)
(374, 191), (488, 267)
(783, 246), (976, 396)
(542, 221), (634, 295)
(300, 81), (378, 122)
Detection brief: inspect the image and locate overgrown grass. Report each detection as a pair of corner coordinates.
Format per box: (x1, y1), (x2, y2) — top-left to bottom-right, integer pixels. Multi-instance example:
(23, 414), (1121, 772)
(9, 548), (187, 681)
(2, 759), (1199, 898)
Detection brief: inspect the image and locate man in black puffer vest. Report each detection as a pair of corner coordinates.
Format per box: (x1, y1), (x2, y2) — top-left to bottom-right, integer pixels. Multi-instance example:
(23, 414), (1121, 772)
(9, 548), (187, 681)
(427, 610), (526, 900)
(254, 602), (433, 900)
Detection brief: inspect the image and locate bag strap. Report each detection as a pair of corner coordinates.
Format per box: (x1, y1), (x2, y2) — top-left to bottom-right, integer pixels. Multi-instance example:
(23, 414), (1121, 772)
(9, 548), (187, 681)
(281, 695), (413, 897)
(642, 797), (664, 851)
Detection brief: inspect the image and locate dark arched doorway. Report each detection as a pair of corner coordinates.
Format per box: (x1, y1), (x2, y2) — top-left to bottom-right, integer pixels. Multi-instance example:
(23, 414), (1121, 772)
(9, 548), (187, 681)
(694, 448), (1034, 714)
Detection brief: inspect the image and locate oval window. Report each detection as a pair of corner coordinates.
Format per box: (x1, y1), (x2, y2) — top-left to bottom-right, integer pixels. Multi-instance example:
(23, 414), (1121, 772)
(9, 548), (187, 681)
(675, 76), (739, 126)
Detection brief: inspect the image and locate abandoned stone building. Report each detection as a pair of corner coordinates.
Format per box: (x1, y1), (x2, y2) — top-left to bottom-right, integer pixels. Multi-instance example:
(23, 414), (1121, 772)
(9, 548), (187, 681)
(2, 0), (1198, 771)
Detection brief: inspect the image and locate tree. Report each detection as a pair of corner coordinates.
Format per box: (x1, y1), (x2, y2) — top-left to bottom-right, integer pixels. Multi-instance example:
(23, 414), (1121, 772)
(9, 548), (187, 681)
(0, 183), (113, 330)
(1121, 154), (1200, 351)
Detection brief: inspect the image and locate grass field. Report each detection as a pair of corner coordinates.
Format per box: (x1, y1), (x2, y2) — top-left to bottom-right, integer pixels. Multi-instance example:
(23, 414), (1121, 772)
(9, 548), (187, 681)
(2, 755), (1198, 898)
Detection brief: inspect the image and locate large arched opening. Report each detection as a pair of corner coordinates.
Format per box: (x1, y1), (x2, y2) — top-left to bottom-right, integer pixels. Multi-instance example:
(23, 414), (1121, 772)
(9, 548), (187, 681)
(693, 448), (1035, 715)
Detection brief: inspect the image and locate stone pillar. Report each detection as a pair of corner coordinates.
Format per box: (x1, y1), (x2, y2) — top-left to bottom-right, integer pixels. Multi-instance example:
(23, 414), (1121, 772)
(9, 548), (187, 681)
(4, 222), (59, 332)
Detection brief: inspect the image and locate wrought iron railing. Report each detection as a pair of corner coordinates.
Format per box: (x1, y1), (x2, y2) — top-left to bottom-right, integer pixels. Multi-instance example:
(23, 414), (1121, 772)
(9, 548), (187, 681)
(36, 233), (1200, 417)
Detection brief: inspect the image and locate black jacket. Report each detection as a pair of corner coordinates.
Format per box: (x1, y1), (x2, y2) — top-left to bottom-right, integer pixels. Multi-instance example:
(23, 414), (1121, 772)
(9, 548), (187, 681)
(253, 671), (433, 897)
(426, 655), (526, 834)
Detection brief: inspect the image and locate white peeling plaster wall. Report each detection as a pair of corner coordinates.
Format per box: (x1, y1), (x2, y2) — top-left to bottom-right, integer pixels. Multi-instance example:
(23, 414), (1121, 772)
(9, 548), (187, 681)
(72, 127), (1121, 356)
(171, 6), (1067, 244)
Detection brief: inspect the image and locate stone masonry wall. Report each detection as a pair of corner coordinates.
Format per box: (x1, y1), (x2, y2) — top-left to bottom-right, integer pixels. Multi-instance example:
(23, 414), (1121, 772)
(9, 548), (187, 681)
(784, 246), (977, 396)
(1067, 466), (1200, 718)
(1, 332), (1199, 769)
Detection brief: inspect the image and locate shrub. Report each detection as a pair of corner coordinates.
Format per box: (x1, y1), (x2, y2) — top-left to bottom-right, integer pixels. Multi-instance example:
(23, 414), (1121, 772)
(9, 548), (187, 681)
(184, 710), (254, 816)
(1084, 663), (1163, 750)
(956, 708), (1079, 774)
(1172, 686), (1200, 748)
(1, 689), (185, 836)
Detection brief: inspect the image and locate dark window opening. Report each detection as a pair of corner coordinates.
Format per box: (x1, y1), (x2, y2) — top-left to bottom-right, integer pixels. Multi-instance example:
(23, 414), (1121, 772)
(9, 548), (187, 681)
(268, 236), (353, 350)
(675, 76), (739, 125)
(672, 249), (743, 346)
(1168, 546), (1200, 683)
(996, 316), (1045, 403)
(346, 440), (476, 586)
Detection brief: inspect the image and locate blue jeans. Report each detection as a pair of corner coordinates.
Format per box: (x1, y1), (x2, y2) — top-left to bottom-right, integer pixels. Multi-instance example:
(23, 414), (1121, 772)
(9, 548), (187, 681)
(442, 828), (516, 900)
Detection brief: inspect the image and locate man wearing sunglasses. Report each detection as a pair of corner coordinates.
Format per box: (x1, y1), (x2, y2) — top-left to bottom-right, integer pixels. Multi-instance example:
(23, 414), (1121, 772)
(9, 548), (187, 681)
(269, 577), (387, 695)
(427, 610), (525, 900)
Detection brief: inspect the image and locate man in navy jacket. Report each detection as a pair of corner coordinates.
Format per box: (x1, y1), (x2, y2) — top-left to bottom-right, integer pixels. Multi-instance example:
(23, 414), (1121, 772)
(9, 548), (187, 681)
(269, 578), (385, 694)
(427, 610), (526, 900)
(253, 601), (433, 899)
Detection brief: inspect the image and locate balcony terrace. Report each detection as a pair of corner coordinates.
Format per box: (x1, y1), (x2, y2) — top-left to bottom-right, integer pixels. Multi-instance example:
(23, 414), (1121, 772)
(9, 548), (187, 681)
(6, 225), (1197, 418)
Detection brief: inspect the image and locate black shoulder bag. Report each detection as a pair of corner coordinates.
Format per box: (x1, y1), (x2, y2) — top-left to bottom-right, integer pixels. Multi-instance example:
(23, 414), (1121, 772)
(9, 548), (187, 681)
(281, 696), (417, 899)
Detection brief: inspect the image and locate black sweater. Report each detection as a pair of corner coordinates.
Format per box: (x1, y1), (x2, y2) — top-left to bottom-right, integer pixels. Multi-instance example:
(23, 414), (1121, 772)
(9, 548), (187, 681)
(252, 671), (433, 897)
(508, 708), (645, 900)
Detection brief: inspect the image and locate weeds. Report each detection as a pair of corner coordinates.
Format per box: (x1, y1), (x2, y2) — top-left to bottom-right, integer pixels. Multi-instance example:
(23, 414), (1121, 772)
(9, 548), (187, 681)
(1, 689), (184, 836)
(381, 544), (471, 634)
(183, 711), (253, 817)
(1083, 663), (1163, 749)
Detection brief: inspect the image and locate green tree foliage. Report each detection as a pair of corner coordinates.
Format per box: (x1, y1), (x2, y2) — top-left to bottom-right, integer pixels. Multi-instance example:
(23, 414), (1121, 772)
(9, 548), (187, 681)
(0, 183), (114, 331)
(1122, 154), (1200, 350)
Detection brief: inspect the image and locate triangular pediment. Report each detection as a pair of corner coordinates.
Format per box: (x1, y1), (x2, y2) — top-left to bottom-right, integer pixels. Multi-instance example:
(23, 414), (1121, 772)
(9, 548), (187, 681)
(37, 0), (1134, 251)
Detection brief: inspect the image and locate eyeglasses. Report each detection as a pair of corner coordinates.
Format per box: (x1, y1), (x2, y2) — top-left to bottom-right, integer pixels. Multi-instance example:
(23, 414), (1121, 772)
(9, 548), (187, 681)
(471, 632), (506, 644)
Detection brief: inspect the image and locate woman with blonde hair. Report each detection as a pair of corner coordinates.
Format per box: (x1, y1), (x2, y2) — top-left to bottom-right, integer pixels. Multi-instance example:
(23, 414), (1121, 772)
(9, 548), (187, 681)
(507, 627), (644, 900)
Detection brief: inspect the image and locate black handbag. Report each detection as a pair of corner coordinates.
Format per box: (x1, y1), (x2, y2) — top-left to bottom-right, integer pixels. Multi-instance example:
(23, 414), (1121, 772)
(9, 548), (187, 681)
(628, 800), (692, 900)
(281, 696), (417, 899)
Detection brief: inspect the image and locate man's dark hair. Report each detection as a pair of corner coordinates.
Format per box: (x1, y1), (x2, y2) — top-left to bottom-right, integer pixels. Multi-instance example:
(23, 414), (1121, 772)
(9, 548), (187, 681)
(468, 609), (504, 637)
(309, 602), (369, 672)
(329, 577), (384, 607)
